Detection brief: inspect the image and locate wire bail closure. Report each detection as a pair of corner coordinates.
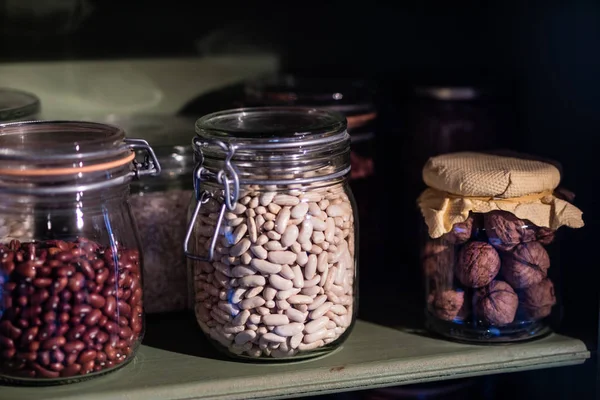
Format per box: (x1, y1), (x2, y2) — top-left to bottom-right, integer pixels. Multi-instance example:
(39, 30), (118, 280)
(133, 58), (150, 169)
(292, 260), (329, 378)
(184, 138), (240, 261)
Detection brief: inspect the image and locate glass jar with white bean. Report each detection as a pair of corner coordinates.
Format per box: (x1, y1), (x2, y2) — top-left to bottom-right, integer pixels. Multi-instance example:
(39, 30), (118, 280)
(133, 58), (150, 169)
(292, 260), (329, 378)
(184, 107), (358, 360)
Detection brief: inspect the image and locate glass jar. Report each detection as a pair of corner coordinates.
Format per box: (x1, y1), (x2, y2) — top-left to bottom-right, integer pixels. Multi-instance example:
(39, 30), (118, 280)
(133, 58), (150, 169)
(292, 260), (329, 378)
(0, 88), (41, 122)
(185, 107), (358, 360)
(418, 152), (584, 343)
(0, 121), (160, 384)
(102, 115), (196, 314)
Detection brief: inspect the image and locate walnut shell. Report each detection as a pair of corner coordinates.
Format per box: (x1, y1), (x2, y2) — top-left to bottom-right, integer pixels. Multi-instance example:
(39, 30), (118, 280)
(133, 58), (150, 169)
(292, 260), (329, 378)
(442, 216), (474, 245)
(456, 241), (501, 288)
(536, 227), (555, 245)
(428, 289), (469, 321)
(474, 280), (518, 325)
(422, 239), (455, 289)
(519, 278), (556, 319)
(501, 241), (550, 289)
(484, 211), (537, 251)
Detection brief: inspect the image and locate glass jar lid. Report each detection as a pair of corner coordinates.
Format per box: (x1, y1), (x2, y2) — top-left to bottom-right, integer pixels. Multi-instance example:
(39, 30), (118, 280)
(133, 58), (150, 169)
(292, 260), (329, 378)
(0, 88), (41, 122)
(193, 106), (351, 194)
(0, 120), (160, 194)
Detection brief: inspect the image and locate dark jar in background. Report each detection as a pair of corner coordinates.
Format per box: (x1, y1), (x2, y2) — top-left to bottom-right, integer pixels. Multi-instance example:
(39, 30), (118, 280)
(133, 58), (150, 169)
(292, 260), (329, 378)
(0, 121), (160, 384)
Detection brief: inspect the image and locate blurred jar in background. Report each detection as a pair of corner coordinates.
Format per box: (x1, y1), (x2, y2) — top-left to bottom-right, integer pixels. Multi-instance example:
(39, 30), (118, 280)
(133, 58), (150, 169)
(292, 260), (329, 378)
(0, 88), (41, 122)
(244, 74), (377, 180)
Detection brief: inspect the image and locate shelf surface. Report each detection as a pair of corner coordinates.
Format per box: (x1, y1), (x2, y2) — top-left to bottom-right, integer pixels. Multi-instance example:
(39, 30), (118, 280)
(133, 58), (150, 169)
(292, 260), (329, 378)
(0, 318), (589, 400)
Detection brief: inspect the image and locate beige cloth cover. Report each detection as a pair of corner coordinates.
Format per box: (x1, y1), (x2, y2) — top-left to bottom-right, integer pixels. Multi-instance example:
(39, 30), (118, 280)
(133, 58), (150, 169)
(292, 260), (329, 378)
(418, 152), (584, 239)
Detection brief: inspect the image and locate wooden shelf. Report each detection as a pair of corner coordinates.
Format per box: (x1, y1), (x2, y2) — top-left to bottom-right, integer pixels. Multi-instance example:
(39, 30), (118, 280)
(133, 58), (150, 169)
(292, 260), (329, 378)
(1, 319), (589, 400)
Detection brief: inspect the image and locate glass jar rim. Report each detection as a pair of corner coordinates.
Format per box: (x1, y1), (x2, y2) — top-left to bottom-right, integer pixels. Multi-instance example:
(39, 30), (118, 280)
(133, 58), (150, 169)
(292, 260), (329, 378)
(195, 106), (347, 145)
(0, 88), (41, 122)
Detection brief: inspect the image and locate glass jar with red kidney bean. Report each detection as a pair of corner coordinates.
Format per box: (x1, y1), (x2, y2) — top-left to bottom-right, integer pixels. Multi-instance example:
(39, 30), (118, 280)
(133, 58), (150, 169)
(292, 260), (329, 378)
(0, 121), (161, 384)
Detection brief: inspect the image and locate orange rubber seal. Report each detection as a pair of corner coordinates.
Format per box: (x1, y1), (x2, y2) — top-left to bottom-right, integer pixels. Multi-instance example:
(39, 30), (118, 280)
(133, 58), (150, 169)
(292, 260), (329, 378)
(0, 152), (135, 176)
(346, 112), (377, 130)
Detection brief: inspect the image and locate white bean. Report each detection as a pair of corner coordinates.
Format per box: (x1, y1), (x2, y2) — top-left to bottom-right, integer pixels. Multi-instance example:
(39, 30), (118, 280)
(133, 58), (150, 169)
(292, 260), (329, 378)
(240, 297), (266, 309)
(268, 251), (297, 265)
(296, 251), (308, 266)
(267, 203), (282, 214)
(274, 322), (305, 337)
(304, 254), (317, 280)
(285, 308), (306, 323)
(230, 238), (251, 257)
(247, 217), (258, 243)
(276, 299), (291, 310)
(235, 330), (256, 345)
(239, 275), (266, 287)
(290, 333), (304, 349)
(231, 310), (250, 326)
(250, 245), (268, 260)
(304, 316), (330, 334)
(329, 304), (348, 315)
(275, 207), (291, 234)
(301, 286), (322, 296)
(308, 294), (328, 311)
(262, 332), (287, 343)
(262, 314), (290, 326)
(251, 259), (282, 274)
(264, 240), (284, 251)
(263, 286), (277, 301)
(245, 286), (264, 298)
(291, 202), (309, 219)
(230, 223), (248, 245)
(275, 288), (301, 300)
(310, 302), (333, 319)
(311, 217), (326, 231)
(291, 265), (304, 288)
(287, 295), (313, 305)
(260, 192), (276, 206)
(273, 194), (300, 206)
(281, 225), (299, 248)
(269, 274), (294, 291)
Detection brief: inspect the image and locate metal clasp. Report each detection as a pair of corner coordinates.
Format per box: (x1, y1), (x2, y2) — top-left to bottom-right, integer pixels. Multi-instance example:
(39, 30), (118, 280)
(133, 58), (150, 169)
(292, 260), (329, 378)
(183, 139), (240, 261)
(125, 138), (162, 178)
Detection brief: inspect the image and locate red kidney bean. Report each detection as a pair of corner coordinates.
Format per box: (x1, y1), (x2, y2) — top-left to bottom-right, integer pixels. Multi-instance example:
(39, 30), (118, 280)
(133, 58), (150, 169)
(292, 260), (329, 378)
(1, 348), (16, 359)
(63, 341), (85, 354)
(78, 349), (96, 364)
(72, 304), (92, 316)
(33, 277), (53, 288)
(95, 268), (109, 286)
(104, 344), (117, 360)
(32, 362), (60, 378)
(53, 277), (68, 292)
(68, 273), (85, 292)
(42, 311), (56, 324)
(92, 259), (104, 270)
(66, 325), (87, 341)
(84, 309), (102, 326)
(28, 341), (40, 352)
(15, 260), (37, 279)
(32, 290), (50, 306)
(51, 349), (65, 363)
(17, 296), (28, 307)
(117, 301), (131, 318)
(0, 320), (22, 340)
(3, 295), (13, 309)
(1, 261), (15, 275)
(95, 351), (107, 363)
(55, 265), (75, 277)
(78, 260), (95, 280)
(98, 315), (108, 327)
(103, 296), (116, 317)
(0, 335), (15, 349)
(60, 363), (81, 377)
(88, 293), (105, 309)
(82, 360), (95, 373)
(37, 350), (51, 366)
(58, 312), (70, 324)
(96, 331), (109, 344)
(54, 325), (68, 338)
(55, 252), (73, 262)
(20, 326), (38, 346)
(16, 351), (37, 362)
(104, 322), (120, 334)
(49, 363), (64, 372)
(42, 336), (66, 350)
(37, 324), (56, 341)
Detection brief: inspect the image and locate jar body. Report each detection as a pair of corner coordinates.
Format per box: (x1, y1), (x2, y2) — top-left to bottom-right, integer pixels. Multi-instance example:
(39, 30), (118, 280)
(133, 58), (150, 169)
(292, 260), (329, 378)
(130, 178), (193, 314)
(188, 181), (358, 359)
(0, 189), (144, 384)
(422, 211), (560, 342)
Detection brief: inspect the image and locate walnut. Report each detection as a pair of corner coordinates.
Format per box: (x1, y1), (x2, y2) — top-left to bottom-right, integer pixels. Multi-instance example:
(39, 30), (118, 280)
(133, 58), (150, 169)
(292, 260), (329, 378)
(456, 241), (501, 288)
(428, 289), (470, 321)
(501, 241), (550, 289)
(442, 216), (474, 245)
(474, 280), (518, 325)
(483, 211), (537, 251)
(422, 239), (455, 289)
(519, 278), (556, 319)
(536, 227), (555, 245)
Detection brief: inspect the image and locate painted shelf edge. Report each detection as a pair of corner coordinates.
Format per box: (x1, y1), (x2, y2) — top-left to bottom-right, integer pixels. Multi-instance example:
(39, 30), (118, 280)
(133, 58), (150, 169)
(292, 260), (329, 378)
(0, 320), (590, 400)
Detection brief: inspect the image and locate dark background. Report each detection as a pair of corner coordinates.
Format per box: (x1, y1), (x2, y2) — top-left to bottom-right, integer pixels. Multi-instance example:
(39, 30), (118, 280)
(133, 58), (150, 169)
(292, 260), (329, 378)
(1, 1), (599, 398)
